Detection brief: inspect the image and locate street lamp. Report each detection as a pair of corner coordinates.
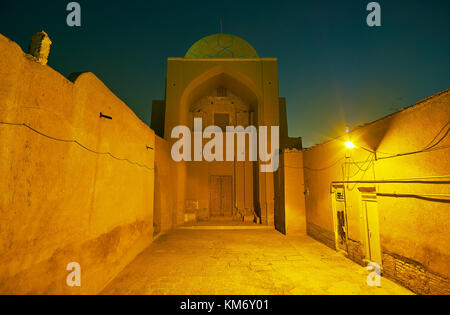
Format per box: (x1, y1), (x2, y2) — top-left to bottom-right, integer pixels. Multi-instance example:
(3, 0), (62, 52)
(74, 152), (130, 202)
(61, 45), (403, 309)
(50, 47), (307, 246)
(344, 141), (377, 160)
(345, 141), (356, 149)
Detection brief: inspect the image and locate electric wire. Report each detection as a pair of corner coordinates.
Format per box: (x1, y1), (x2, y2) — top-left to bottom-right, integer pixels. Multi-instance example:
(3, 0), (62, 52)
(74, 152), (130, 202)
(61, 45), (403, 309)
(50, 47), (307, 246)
(303, 120), (450, 170)
(375, 120), (450, 158)
(0, 121), (155, 172)
(301, 157), (346, 172)
(424, 127), (450, 151)
(348, 153), (373, 174)
(423, 121), (450, 150)
(347, 156), (376, 191)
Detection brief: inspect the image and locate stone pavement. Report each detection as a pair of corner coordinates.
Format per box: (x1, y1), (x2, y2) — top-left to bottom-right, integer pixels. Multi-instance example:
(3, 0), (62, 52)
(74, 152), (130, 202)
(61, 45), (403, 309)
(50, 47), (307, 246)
(101, 228), (413, 295)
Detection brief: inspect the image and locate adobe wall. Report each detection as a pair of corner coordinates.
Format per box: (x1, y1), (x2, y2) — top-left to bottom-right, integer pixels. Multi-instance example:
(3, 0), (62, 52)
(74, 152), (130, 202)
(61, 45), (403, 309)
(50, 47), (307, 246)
(153, 135), (185, 234)
(303, 89), (450, 294)
(283, 150), (307, 235)
(0, 34), (155, 294)
(275, 149), (307, 235)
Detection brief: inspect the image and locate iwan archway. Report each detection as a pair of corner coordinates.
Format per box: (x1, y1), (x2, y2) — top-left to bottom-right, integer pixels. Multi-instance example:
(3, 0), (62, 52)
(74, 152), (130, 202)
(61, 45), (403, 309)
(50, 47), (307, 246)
(183, 70), (260, 222)
(157, 33), (287, 225)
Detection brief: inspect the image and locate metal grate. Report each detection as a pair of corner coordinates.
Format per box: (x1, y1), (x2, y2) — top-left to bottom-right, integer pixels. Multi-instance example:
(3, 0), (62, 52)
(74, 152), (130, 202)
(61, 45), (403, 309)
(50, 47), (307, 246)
(217, 87), (227, 97)
(336, 191), (344, 201)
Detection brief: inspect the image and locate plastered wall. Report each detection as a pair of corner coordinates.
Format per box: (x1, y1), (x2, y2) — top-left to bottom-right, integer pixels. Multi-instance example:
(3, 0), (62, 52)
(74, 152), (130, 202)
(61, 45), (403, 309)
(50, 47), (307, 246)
(283, 150), (307, 235)
(0, 34), (155, 294)
(275, 149), (307, 235)
(153, 135), (185, 234)
(303, 89), (450, 294)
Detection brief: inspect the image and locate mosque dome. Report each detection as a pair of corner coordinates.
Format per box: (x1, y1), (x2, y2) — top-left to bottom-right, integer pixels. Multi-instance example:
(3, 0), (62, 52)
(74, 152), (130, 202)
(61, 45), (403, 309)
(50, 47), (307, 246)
(185, 33), (259, 59)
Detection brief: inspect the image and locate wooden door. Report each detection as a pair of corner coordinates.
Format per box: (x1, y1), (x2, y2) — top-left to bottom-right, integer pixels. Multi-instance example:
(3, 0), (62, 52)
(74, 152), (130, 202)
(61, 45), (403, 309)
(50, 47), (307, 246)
(210, 176), (233, 217)
(332, 188), (347, 252)
(364, 200), (382, 265)
(221, 176), (232, 216)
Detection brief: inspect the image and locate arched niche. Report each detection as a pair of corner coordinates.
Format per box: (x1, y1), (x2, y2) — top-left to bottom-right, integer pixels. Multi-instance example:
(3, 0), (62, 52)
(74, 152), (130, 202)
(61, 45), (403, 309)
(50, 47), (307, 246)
(179, 67), (263, 130)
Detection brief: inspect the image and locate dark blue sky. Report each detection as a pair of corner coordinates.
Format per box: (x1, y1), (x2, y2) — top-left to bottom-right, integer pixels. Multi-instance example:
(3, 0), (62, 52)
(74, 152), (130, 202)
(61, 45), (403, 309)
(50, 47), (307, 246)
(1, 0), (449, 147)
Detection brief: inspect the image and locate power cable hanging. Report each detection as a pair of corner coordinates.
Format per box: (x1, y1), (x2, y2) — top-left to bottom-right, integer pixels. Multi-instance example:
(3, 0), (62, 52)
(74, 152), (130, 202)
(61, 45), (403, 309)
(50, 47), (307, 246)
(302, 157), (346, 172)
(375, 120), (450, 158)
(423, 121), (450, 150)
(311, 120), (450, 169)
(0, 121), (155, 172)
(424, 127), (450, 151)
(347, 153), (375, 179)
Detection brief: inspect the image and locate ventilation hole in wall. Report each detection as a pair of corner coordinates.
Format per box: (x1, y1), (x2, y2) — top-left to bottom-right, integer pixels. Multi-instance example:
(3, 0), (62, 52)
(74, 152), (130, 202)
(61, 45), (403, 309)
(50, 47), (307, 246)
(217, 87), (227, 97)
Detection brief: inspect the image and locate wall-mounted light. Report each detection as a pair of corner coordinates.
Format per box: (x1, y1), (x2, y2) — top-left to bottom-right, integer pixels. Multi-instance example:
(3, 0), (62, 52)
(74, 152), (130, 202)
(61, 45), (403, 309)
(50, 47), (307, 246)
(344, 141), (377, 160)
(345, 141), (356, 149)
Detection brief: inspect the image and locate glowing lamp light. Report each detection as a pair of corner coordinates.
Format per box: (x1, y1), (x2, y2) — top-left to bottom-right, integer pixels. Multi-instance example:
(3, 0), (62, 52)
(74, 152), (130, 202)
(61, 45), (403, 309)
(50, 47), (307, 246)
(345, 141), (356, 149)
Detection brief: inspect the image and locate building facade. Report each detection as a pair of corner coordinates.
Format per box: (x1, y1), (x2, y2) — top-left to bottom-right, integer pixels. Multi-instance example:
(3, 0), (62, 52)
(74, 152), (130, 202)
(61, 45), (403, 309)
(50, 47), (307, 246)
(152, 33), (299, 226)
(302, 89), (450, 294)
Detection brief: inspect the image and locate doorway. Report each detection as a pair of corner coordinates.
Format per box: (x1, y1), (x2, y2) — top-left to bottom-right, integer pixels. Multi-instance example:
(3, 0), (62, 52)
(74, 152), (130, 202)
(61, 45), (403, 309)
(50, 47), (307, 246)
(210, 176), (233, 217)
(361, 191), (382, 266)
(332, 186), (348, 253)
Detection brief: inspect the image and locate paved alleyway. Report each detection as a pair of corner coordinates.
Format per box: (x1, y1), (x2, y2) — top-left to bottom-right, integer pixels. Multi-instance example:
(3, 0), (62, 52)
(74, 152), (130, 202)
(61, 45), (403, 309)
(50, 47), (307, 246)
(101, 228), (412, 295)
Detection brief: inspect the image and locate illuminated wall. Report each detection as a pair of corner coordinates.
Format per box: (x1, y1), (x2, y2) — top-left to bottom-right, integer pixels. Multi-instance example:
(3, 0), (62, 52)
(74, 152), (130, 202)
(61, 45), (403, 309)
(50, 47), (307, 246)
(153, 135), (184, 234)
(303, 89), (450, 294)
(0, 34), (155, 294)
(275, 149), (307, 235)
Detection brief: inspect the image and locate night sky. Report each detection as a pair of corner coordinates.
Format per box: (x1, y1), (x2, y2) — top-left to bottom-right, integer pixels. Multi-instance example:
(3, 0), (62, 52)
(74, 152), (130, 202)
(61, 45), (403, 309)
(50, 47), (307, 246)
(1, 0), (449, 147)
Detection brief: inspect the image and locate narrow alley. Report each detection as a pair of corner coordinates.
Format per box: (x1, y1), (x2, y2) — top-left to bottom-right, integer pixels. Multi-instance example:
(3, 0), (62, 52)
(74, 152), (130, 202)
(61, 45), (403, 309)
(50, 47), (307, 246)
(102, 228), (412, 295)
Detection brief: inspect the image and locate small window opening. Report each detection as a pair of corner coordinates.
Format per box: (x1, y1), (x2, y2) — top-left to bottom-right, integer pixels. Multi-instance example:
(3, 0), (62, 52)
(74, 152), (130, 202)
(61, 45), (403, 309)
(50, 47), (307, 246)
(217, 87), (227, 97)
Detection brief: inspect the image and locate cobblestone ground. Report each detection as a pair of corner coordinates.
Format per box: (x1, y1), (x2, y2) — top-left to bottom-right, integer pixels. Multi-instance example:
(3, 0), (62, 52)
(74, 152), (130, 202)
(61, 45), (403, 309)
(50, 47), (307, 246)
(101, 229), (413, 295)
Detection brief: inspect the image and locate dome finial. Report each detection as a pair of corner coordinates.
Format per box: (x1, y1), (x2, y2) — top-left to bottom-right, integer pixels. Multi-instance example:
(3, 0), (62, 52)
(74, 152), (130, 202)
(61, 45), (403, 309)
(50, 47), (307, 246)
(219, 18), (223, 34)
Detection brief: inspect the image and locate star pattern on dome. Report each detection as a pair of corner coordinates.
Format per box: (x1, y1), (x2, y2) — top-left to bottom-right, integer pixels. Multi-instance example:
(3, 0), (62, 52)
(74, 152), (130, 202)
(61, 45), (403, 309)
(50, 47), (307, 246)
(185, 34), (259, 59)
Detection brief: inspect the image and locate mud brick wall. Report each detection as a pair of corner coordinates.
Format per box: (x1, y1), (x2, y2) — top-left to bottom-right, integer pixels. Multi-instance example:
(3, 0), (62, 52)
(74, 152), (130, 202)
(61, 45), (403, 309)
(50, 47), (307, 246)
(306, 222), (335, 250)
(382, 252), (450, 295)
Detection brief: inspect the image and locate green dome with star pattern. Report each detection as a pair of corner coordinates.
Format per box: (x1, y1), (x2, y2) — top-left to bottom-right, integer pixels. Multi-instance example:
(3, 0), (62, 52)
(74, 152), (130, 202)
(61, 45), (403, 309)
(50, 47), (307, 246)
(185, 33), (259, 59)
